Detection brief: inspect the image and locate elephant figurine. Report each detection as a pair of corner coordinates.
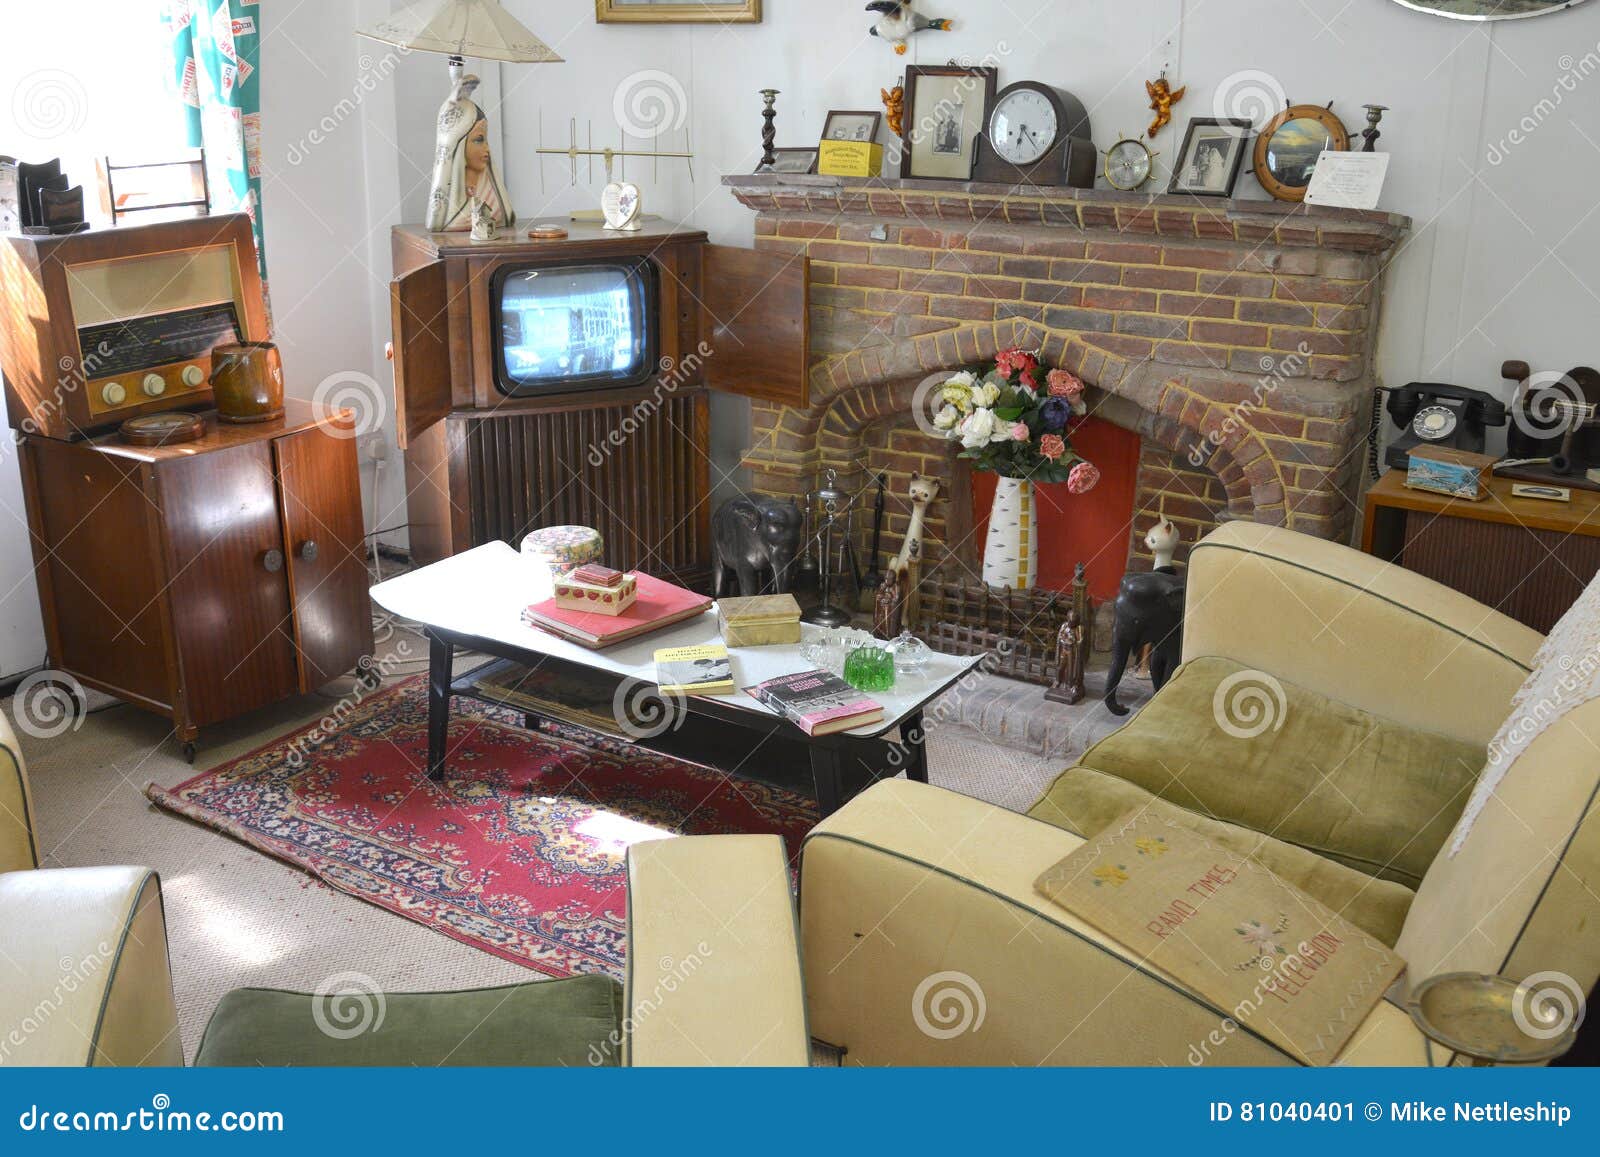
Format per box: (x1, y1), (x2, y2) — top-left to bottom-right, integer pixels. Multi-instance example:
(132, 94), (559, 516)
(711, 495), (803, 597)
(1104, 520), (1187, 716)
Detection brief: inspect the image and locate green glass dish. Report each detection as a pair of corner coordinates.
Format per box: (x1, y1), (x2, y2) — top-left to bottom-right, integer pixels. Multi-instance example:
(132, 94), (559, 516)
(843, 645), (896, 692)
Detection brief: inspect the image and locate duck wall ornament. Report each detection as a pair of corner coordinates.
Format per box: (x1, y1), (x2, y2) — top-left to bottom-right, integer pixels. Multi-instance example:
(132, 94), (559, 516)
(866, 1), (953, 56)
(1144, 73), (1186, 139)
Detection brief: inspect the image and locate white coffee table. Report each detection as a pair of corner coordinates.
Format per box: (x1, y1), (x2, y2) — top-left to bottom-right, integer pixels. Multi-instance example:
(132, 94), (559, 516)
(370, 542), (984, 815)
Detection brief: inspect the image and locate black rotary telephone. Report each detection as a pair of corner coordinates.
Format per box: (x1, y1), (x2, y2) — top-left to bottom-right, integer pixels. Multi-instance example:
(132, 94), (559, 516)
(1367, 382), (1508, 478)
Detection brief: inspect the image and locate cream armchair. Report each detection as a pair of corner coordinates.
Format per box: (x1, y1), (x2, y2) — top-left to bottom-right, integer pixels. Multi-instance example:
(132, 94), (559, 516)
(798, 522), (1600, 1066)
(0, 710), (183, 1066)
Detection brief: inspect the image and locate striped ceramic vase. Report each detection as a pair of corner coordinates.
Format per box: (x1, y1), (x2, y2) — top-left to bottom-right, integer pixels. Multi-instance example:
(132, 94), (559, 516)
(982, 475), (1037, 590)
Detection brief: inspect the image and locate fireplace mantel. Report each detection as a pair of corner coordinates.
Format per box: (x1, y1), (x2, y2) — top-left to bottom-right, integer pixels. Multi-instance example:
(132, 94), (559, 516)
(723, 171), (1410, 574)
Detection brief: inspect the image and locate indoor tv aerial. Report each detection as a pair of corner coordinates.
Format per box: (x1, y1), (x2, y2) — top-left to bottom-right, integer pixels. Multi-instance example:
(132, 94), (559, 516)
(534, 115), (695, 232)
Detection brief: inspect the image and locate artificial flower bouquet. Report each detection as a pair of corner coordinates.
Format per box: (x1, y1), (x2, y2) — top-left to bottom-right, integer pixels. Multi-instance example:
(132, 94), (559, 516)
(929, 348), (1101, 493)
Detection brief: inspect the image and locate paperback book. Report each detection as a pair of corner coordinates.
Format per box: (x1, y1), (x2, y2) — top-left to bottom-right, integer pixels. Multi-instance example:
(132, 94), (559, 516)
(655, 644), (735, 696)
(744, 669), (884, 736)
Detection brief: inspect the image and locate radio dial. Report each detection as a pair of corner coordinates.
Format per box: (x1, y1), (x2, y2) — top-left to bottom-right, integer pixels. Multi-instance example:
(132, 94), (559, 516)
(181, 364), (205, 387)
(101, 382), (127, 406)
(142, 373), (167, 398)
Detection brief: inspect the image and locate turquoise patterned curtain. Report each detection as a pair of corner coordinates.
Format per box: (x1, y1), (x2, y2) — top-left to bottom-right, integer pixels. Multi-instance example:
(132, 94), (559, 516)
(160, 0), (270, 318)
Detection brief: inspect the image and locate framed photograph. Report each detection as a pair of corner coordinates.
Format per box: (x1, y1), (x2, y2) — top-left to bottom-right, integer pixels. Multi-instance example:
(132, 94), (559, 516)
(1167, 117), (1253, 197)
(765, 147), (819, 174)
(596, 1), (761, 23)
(900, 65), (998, 180)
(820, 110), (883, 146)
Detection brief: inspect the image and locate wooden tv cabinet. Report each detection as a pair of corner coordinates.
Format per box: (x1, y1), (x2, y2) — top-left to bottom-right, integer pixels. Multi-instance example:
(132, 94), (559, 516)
(18, 399), (374, 758)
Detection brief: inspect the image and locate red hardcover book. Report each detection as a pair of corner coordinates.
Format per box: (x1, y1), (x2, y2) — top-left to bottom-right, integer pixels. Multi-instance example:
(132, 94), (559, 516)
(523, 573), (711, 648)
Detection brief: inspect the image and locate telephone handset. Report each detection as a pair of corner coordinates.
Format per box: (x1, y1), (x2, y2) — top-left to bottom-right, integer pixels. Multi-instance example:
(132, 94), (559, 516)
(1367, 382), (1508, 478)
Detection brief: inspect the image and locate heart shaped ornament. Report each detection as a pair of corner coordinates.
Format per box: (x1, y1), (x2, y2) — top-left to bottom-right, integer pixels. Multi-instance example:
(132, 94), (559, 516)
(601, 181), (642, 231)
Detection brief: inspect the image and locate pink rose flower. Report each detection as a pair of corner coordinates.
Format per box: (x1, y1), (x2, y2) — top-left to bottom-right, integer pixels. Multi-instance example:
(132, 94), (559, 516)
(1039, 434), (1066, 461)
(1047, 368), (1084, 399)
(1067, 461), (1101, 494)
(1010, 421), (1030, 442)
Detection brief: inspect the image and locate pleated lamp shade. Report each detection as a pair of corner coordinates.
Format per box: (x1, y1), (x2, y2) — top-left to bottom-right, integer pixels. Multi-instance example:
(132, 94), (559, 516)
(357, 0), (563, 63)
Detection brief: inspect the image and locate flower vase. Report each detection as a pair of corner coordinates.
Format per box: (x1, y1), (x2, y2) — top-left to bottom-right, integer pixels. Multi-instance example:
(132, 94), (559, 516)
(982, 475), (1037, 590)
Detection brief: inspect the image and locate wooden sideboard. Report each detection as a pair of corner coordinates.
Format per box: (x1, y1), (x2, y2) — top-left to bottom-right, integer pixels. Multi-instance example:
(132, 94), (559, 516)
(1361, 469), (1600, 634)
(18, 399), (374, 758)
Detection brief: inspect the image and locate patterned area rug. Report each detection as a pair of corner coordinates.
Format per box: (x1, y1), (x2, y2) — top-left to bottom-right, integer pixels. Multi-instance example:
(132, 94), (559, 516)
(146, 676), (817, 979)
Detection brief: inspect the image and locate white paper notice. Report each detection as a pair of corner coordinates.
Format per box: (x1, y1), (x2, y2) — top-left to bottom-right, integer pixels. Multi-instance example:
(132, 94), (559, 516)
(1304, 151), (1390, 210)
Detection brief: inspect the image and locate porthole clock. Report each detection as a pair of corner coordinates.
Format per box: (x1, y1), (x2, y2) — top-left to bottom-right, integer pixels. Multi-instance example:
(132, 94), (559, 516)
(1102, 132), (1157, 191)
(970, 81), (1095, 188)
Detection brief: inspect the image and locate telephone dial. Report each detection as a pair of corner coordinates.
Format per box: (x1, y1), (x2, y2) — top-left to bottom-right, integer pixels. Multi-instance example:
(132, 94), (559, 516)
(1368, 382), (1508, 477)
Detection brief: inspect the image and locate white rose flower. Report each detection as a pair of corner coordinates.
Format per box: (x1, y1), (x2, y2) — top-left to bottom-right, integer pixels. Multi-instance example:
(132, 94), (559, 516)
(958, 407), (996, 450)
(945, 370), (976, 389)
(932, 404), (960, 431)
(976, 382), (1001, 407)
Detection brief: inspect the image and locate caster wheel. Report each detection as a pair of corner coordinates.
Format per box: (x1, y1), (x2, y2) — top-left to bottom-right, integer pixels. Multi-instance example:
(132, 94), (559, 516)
(181, 741), (197, 764)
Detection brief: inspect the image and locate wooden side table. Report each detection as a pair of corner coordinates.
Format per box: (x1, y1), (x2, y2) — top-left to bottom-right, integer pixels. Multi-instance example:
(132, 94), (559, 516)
(1361, 470), (1600, 634)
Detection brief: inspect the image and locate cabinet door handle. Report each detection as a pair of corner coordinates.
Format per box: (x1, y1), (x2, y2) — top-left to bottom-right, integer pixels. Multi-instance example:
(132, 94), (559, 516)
(262, 549), (285, 573)
(298, 540), (319, 562)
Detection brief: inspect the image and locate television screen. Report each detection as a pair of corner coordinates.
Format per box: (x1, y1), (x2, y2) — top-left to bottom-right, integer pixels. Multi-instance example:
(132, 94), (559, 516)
(495, 258), (655, 395)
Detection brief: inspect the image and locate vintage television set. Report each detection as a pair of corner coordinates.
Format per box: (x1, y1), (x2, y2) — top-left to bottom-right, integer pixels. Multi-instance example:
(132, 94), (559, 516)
(390, 220), (810, 582)
(0, 212), (266, 439)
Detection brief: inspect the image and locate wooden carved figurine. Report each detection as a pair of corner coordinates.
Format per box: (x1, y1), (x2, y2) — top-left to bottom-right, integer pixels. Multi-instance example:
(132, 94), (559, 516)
(887, 471), (940, 627)
(426, 65), (515, 233)
(1144, 74), (1186, 139)
(881, 83), (905, 137)
(873, 565), (904, 641)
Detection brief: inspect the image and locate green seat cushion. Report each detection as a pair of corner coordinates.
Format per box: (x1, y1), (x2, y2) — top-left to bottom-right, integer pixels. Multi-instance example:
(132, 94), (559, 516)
(195, 975), (624, 1067)
(1031, 765), (1416, 945)
(1031, 656), (1484, 890)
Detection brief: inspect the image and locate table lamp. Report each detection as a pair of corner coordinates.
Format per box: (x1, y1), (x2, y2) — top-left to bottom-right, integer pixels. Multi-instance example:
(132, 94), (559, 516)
(357, 0), (562, 233)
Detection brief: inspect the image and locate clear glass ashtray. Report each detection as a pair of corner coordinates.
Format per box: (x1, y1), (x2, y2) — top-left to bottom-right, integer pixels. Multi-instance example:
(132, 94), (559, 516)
(800, 625), (875, 676)
(888, 629), (934, 678)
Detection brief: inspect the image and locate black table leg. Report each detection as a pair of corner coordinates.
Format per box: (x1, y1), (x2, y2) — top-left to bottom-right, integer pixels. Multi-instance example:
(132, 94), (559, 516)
(810, 746), (844, 818)
(427, 629), (454, 782)
(902, 708), (929, 784)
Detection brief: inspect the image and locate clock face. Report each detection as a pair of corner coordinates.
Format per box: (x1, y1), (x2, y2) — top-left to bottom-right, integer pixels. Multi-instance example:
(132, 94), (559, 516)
(1105, 139), (1153, 189)
(988, 88), (1060, 165)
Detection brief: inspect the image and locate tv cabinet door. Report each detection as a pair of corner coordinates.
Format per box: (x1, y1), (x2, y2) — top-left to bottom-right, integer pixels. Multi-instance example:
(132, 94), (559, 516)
(391, 259), (451, 449)
(700, 244), (810, 409)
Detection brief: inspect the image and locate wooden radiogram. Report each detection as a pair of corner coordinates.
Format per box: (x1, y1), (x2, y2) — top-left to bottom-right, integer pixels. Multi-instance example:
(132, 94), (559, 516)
(389, 220), (810, 582)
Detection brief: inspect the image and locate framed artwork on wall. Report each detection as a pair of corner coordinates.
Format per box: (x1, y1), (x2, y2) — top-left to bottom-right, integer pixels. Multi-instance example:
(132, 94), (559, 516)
(1167, 118), (1252, 197)
(596, 0), (761, 23)
(900, 65), (998, 180)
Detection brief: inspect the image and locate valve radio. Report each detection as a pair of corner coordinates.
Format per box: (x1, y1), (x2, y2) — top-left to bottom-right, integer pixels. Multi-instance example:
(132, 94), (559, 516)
(0, 213), (267, 439)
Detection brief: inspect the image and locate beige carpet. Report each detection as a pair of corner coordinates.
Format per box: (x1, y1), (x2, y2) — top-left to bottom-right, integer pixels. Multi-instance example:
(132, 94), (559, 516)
(7, 619), (1066, 1062)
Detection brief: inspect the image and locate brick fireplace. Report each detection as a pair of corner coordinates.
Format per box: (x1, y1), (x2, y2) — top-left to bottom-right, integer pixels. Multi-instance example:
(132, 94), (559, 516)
(722, 174), (1409, 584)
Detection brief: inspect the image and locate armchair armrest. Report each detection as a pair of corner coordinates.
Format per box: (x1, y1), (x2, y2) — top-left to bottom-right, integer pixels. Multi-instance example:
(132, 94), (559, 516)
(0, 867), (182, 1066)
(801, 780), (1427, 1066)
(623, 835), (808, 1067)
(1183, 521), (1541, 746)
(0, 711), (38, 873)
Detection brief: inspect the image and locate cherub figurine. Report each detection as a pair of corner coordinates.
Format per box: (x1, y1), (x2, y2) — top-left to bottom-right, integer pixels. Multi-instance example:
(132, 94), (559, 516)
(881, 83), (905, 138)
(1145, 74), (1186, 139)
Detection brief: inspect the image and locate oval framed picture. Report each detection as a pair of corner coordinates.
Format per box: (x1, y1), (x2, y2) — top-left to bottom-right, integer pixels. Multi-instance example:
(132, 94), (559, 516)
(1253, 104), (1349, 202)
(1390, 0), (1587, 21)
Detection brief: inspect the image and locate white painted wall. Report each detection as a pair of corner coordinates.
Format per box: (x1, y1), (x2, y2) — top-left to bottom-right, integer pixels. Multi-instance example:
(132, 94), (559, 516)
(4, 0), (1600, 677)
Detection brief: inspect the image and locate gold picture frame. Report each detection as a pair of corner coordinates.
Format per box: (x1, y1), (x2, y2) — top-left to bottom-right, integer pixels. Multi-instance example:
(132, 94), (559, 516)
(596, 0), (761, 22)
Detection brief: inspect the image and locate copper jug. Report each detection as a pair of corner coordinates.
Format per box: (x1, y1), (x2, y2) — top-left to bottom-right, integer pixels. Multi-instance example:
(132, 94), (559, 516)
(209, 341), (284, 424)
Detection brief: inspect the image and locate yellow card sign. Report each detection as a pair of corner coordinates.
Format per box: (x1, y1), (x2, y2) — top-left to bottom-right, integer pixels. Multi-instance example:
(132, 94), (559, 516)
(1034, 804), (1405, 1065)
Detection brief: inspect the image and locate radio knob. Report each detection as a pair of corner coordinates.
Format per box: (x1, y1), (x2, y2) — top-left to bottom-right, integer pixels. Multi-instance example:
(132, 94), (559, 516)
(101, 382), (126, 406)
(142, 373), (167, 398)
(181, 364), (204, 387)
